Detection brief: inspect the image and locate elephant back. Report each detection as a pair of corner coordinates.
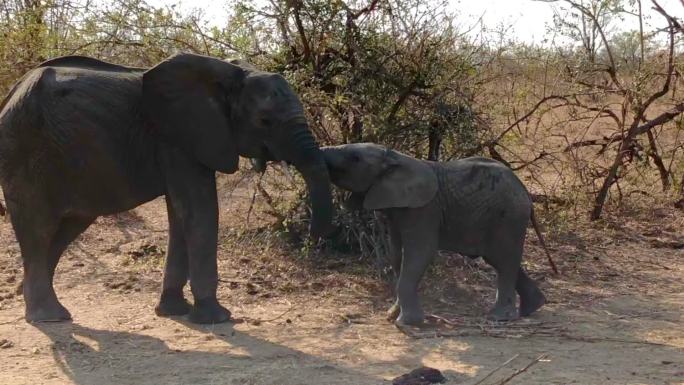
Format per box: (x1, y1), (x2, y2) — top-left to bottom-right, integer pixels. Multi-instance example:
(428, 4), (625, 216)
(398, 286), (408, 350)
(0, 64), (160, 213)
(37, 55), (146, 73)
(436, 157), (532, 222)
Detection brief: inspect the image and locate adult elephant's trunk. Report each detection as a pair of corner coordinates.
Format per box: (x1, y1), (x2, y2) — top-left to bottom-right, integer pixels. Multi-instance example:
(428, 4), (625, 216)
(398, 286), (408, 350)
(285, 122), (335, 239)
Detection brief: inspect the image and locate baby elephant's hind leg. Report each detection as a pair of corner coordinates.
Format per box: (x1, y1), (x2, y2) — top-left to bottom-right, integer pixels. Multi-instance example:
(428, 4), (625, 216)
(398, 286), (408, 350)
(516, 267), (545, 317)
(482, 250), (521, 322)
(386, 222), (403, 322)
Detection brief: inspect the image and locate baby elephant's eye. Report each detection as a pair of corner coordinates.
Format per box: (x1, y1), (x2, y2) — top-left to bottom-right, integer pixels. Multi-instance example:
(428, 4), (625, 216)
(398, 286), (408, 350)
(349, 154), (361, 163)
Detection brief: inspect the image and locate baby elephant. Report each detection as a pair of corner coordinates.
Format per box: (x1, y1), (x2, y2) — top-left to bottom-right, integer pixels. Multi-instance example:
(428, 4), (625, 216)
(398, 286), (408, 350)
(322, 143), (553, 326)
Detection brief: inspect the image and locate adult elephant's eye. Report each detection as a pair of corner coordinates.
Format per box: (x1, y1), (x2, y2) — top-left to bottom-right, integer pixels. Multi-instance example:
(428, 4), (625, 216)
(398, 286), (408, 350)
(350, 154), (360, 162)
(260, 117), (272, 125)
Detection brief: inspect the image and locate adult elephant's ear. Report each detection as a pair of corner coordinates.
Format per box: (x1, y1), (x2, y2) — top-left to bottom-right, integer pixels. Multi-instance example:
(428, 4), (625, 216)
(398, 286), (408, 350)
(143, 53), (246, 173)
(363, 150), (438, 210)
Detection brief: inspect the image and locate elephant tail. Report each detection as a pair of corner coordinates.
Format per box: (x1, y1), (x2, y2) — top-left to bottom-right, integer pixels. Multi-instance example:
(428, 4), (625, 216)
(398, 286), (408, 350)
(530, 207), (559, 275)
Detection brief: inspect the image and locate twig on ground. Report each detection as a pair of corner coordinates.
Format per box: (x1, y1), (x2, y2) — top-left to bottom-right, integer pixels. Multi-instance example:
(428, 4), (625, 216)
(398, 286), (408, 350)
(399, 321), (680, 349)
(472, 353), (520, 385)
(398, 319), (564, 339)
(556, 333), (678, 348)
(425, 314), (462, 326)
(237, 300), (295, 325)
(497, 354), (547, 385)
(0, 316), (24, 325)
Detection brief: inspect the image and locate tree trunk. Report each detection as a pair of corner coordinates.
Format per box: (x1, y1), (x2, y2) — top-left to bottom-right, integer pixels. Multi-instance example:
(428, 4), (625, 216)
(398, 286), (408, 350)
(591, 134), (632, 220)
(350, 112), (363, 143)
(646, 130), (670, 191)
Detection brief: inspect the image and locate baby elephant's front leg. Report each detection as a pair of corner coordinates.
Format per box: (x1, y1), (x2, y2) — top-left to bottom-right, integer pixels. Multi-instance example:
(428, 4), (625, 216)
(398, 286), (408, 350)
(386, 220), (403, 322)
(394, 230), (438, 326)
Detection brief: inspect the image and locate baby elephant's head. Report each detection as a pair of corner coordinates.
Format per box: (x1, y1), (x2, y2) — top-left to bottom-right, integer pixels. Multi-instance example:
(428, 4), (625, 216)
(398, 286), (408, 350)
(321, 143), (438, 210)
(321, 143), (395, 192)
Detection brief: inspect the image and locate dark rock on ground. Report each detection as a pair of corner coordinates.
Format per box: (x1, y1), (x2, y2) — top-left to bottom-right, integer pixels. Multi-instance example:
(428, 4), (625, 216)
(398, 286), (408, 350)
(392, 367), (446, 385)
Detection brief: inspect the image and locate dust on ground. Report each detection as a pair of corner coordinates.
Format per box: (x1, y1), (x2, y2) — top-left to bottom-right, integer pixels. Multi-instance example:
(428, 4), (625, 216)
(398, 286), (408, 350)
(0, 174), (682, 385)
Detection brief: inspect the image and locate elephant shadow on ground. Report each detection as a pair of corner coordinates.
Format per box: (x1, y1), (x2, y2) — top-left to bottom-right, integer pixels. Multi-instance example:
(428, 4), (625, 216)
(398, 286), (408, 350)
(34, 321), (380, 385)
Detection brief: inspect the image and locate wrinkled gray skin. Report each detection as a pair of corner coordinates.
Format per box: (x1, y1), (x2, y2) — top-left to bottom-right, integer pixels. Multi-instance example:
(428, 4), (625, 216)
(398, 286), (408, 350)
(322, 143), (545, 326)
(0, 53), (334, 324)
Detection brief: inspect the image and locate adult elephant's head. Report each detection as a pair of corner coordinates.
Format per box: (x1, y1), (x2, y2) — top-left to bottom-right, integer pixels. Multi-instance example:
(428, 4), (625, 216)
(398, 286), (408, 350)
(143, 53), (334, 238)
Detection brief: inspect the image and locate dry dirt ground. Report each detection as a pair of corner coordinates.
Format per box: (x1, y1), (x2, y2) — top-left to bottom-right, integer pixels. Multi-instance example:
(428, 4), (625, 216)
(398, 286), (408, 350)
(0, 176), (682, 385)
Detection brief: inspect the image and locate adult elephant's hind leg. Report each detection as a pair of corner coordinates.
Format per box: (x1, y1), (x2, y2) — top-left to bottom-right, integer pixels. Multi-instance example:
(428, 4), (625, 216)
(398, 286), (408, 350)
(155, 198), (191, 316)
(7, 198), (64, 323)
(40, 216), (95, 320)
(49, 217), (95, 274)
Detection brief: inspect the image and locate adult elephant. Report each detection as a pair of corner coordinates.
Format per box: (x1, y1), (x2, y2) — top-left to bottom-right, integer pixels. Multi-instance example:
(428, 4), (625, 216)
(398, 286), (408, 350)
(0, 53), (334, 324)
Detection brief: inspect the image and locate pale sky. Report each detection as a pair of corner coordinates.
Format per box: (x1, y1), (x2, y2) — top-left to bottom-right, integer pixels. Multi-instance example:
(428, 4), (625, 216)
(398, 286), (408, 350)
(148, 0), (684, 45)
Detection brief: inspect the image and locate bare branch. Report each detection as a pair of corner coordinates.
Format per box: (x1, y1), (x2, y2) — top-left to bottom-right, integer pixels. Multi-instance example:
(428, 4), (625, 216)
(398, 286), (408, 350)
(634, 103), (684, 136)
(640, 19), (675, 113)
(349, 0), (381, 19)
(290, 1), (311, 63)
(495, 96), (568, 142)
(563, 0), (623, 90)
(652, 0), (684, 34)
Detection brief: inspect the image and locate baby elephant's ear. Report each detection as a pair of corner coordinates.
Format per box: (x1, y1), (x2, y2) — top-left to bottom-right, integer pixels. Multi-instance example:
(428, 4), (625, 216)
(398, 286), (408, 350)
(363, 150), (438, 210)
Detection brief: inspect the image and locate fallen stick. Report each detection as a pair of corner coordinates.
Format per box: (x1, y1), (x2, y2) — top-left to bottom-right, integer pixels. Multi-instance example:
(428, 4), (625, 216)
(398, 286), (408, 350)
(399, 327), (562, 340)
(472, 354), (520, 385)
(557, 333), (680, 348)
(398, 319), (566, 339)
(236, 300), (295, 325)
(425, 314), (462, 326)
(0, 316), (24, 325)
(404, 328), (680, 349)
(497, 354), (547, 385)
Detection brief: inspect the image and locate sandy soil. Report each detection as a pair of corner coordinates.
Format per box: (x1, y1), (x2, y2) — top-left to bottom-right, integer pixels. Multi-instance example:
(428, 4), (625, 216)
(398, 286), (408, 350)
(0, 177), (682, 385)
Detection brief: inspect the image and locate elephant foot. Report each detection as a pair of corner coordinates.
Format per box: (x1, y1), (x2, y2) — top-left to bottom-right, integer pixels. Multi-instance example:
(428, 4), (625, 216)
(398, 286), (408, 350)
(189, 297), (231, 324)
(395, 309), (424, 327)
(25, 300), (72, 323)
(155, 289), (192, 316)
(386, 300), (400, 322)
(520, 288), (545, 317)
(486, 304), (519, 322)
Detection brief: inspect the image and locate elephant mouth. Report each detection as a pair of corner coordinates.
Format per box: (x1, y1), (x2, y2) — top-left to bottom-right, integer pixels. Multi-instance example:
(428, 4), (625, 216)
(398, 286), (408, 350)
(250, 146), (277, 173)
(320, 151), (344, 181)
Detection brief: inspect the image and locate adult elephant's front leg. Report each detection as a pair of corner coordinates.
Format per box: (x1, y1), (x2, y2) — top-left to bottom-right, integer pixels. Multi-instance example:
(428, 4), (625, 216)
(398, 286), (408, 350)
(160, 146), (230, 324)
(155, 198), (191, 317)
